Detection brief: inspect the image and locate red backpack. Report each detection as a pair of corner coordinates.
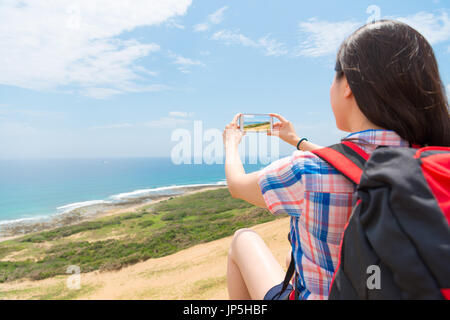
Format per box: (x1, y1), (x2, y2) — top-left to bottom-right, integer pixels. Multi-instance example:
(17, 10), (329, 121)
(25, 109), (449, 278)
(310, 142), (450, 299)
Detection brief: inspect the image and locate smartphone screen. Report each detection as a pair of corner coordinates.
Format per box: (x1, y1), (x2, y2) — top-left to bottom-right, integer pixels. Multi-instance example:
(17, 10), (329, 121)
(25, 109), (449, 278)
(240, 114), (273, 132)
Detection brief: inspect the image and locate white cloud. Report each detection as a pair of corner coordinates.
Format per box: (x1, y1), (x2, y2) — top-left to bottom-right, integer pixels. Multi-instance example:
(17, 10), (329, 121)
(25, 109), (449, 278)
(296, 11), (450, 58)
(169, 111), (194, 118)
(211, 30), (256, 46)
(83, 84), (172, 99)
(169, 52), (205, 74)
(144, 111), (194, 128)
(171, 55), (204, 67)
(90, 111), (193, 130)
(132, 66), (159, 77)
(257, 36), (289, 57)
(209, 6), (228, 24)
(194, 6), (228, 32)
(295, 18), (361, 57)
(82, 88), (124, 100)
(447, 84), (450, 100)
(165, 19), (186, 30)
(91, 123), (133, 130)
(395, 11), (450, 45)
(194, 23), (210, 32)
(211, 30), (288, 57)
(0, 0), (192, 98)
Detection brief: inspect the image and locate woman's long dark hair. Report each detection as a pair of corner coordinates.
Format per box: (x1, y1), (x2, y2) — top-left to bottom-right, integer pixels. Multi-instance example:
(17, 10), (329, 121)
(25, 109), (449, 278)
(335, 20), (450, 146)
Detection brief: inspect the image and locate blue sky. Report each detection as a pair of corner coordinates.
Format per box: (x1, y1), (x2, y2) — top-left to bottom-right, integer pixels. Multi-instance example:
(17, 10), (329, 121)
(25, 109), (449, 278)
(0, 0), (449, 159)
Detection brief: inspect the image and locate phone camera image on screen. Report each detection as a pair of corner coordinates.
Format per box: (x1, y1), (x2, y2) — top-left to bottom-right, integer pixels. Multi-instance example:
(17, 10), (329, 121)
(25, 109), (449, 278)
(240, 114), (273, 133)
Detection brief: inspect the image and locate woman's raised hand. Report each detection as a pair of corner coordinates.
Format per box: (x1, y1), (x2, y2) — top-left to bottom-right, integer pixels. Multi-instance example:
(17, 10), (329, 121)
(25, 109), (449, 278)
(223, 113), (244, 149)
(268, 113), (301, 147)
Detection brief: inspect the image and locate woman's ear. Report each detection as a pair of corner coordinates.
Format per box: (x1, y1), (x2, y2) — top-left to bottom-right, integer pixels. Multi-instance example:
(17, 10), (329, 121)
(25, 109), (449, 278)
(343, 78), (353, 99)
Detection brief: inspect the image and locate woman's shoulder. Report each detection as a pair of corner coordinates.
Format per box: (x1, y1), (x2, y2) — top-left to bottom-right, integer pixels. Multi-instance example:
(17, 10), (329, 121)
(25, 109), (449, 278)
(261, 150), (338, 173)
(290, 150), (338, 173)
(290, 150), (355, 193)
(258, 150), (355, 196)
(260, 150), (342, 181)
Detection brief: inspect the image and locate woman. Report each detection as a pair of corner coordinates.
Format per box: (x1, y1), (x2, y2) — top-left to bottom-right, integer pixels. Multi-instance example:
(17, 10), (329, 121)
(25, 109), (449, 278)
(223, 20), (450, 300)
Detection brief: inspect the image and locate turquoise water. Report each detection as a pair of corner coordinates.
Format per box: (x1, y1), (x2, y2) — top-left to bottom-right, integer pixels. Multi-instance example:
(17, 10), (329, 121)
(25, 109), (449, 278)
(0, 158), (263, 224)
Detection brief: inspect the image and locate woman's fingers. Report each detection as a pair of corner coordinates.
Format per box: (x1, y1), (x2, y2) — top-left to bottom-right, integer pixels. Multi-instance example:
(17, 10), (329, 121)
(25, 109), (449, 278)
(225, 114), (242, 131)
(231, 113), (242, 125)
(223, 113), (242, 131)
(272, 122), (282, 129)
(268, 122), (281, 135)
(269, 113), (288, 123)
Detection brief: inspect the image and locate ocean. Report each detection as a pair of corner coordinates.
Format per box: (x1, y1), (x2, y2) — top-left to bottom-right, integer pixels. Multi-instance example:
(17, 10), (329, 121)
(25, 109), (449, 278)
(0, 158), (264, 225)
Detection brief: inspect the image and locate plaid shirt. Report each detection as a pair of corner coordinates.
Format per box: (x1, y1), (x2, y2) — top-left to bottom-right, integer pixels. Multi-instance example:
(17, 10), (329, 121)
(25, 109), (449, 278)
(258, 130), (410, 300)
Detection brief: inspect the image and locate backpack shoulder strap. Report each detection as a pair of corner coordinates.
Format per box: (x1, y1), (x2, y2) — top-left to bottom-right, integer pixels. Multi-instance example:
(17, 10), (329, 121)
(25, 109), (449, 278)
(278, 233), (296, 299)
(311, 141), (369, 185)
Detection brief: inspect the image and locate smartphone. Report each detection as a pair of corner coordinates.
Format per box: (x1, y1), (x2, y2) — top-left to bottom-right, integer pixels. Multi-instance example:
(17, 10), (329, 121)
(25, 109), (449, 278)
(239, 114), (273, 133)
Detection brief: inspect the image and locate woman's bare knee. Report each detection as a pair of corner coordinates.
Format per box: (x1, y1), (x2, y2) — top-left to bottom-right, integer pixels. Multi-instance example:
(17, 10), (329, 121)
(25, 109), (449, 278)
(233, 228), (257, 241)
(229, 228), (259, 258)
(227, 227), (285, 300)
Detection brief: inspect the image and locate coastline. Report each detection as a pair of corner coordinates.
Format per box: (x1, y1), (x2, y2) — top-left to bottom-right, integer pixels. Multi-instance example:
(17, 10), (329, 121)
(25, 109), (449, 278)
(0, 184), (227, 243)
(0, 187), (281, 288)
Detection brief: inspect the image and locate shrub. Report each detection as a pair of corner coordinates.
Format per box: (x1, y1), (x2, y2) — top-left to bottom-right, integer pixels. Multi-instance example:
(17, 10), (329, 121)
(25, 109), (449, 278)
(138, 220), (155, 228)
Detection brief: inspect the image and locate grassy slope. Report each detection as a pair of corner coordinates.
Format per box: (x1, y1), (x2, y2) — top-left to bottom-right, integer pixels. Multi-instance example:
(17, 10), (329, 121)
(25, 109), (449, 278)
(0, 188), (281, 283)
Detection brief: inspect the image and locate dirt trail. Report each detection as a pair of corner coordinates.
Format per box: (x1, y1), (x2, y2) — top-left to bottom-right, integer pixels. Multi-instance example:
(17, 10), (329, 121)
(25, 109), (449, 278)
(0, 217), (291, 300)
